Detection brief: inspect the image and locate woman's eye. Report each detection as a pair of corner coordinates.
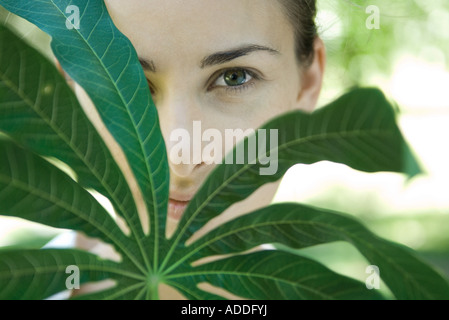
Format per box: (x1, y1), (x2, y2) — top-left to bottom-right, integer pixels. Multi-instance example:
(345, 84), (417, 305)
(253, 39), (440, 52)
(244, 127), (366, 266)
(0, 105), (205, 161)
(214, 69), (253, 87)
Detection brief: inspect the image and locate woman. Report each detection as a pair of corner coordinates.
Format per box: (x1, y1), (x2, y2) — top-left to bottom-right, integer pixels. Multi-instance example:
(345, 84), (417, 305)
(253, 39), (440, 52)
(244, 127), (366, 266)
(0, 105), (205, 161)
(73, 0), (326, 297)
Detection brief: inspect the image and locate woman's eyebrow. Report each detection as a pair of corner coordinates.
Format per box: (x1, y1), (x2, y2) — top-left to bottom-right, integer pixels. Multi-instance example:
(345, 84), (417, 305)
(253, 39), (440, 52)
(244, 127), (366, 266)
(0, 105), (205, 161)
(138, 44), (279, 72)
(200, 44), (280, 68)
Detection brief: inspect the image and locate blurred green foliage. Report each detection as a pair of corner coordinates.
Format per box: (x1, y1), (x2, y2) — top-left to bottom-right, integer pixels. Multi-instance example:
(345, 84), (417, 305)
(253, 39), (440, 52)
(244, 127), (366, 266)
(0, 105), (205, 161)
(317, 0), (449, 103)
(314, 0), (449, 278)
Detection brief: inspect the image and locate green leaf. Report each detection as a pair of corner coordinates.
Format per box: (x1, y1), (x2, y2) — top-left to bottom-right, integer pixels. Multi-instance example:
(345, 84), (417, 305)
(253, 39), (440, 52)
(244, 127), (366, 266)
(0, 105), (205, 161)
(69, 282), (149, 300)
(0, 138), (137, 261)
(185, 203), (449, 300)
(167, 251), (384, 300)
(0, 25), (140, 237)
(0, 0), (170, 271)
(162, 88), (421, 268)
(0, 249), (120, 300)
(163, 278), (227, 300)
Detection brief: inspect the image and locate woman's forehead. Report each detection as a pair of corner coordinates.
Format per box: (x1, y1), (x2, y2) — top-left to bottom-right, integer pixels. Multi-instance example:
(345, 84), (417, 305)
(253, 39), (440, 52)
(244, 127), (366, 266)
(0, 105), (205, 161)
(104, 0), (294, 64)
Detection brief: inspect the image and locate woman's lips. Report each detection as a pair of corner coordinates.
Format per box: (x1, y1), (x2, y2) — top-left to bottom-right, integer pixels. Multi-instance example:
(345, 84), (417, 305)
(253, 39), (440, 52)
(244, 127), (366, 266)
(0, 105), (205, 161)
(168, 198), (190, 221)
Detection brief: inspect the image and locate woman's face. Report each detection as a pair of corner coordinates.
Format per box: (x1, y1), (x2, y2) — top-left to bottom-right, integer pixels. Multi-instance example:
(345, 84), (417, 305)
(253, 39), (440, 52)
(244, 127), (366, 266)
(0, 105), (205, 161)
(102, 0), (325, 233)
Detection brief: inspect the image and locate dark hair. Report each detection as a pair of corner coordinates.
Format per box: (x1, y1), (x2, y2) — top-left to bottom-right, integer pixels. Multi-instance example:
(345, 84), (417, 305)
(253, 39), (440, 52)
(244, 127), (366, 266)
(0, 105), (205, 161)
(277, 0), (317, 66)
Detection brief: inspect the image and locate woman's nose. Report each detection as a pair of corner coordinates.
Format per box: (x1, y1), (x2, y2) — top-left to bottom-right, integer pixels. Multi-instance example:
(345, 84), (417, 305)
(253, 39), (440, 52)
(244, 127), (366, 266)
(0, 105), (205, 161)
(166, 136), (201, 178)
(158, 95), (205, 178)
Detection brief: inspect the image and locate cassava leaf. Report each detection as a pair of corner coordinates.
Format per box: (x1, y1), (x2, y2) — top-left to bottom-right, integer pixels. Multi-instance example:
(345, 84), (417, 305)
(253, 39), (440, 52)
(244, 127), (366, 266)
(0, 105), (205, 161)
(69, 283), (149, 300)
(0, 248), (122, 300)
(166, 251), (384, 300)
(0, 138), (143, 298)
(163, 278), (227, 300)
(0, 138), (139, 262)
(0, 0), (170, 272)
(162, 88), (421, 269)
(0, 25), (142, 239)
(179, 203), (449, 300)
